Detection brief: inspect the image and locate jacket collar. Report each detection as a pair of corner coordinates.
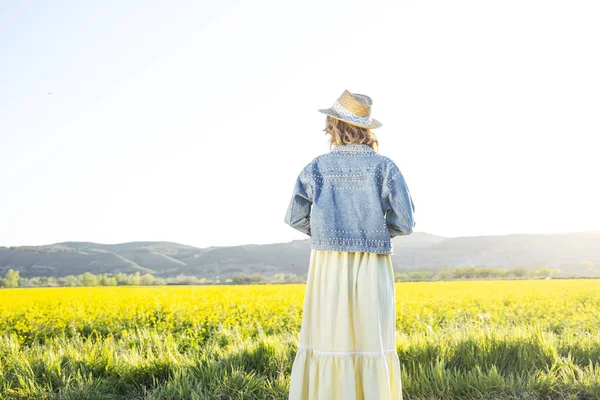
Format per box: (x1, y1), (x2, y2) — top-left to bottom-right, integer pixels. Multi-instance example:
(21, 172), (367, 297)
(331, 144), (375, 153)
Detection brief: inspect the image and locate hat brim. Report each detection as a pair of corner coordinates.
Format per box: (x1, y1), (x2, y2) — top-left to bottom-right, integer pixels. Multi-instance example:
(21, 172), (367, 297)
(318, 108), (382, 129)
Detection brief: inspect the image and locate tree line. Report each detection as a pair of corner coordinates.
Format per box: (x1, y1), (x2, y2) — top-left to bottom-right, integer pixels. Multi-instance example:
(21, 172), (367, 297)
(395, 266), (562, 281)
(0, 269), (306, 288)
(0, 265), (569, 288)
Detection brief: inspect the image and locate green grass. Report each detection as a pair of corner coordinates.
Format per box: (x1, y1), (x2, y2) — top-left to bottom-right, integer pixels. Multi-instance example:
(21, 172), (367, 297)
(1, 325), (599, 399)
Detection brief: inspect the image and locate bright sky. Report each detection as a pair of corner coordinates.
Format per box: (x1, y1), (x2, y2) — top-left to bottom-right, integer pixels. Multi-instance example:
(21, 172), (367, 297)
(1, 1), (599, 248)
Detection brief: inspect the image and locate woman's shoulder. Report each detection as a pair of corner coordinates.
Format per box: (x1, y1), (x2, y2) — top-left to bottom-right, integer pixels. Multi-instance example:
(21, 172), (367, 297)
(297, 155), (320, 178)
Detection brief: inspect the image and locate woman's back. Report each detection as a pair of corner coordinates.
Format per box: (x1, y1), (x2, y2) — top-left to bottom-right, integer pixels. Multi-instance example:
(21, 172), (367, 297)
(284, 143), (415, 255)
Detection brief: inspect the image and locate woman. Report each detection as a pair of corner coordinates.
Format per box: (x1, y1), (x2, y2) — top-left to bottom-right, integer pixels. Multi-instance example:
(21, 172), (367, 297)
(284, 90), (415, 400)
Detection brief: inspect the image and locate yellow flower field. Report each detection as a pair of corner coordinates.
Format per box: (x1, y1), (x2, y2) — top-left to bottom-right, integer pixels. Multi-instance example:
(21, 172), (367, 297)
(0, 279), (599, 399)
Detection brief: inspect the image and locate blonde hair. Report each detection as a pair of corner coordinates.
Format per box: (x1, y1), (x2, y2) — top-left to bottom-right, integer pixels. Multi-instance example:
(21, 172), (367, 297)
(323, 116), (379, 153)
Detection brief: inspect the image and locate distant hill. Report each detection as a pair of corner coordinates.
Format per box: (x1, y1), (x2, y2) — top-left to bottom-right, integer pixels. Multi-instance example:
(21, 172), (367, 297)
(1, 231), (599, 279)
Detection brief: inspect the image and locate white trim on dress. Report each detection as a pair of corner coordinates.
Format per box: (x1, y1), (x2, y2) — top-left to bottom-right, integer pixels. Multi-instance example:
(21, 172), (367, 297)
(298, 344), (397, 356)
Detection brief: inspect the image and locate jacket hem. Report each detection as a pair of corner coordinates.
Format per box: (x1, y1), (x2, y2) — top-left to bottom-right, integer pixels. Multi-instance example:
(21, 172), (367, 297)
(310, 238), (393, 255)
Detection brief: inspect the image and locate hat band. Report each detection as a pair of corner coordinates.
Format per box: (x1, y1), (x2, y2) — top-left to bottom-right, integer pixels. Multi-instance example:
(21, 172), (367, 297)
(332, 101), (372, 127)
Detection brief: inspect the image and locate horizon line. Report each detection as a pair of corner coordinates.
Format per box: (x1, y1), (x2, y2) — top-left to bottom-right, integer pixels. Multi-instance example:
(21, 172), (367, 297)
(2, 229), (599, 249)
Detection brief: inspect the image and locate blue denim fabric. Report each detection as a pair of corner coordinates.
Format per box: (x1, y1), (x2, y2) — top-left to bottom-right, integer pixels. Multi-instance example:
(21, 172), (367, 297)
(284, 143), (415, 255)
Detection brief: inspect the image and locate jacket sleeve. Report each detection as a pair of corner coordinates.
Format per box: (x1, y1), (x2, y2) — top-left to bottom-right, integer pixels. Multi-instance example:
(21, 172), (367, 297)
(382, 169), (415, 238)
(284, 170), (313, 236)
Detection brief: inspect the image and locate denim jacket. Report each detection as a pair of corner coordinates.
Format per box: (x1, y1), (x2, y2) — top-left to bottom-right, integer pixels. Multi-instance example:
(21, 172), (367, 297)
(284, 143), (415, 255)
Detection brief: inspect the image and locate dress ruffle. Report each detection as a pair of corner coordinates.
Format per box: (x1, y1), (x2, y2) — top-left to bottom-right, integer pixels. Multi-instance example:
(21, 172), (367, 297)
(290, 346), (402, 399)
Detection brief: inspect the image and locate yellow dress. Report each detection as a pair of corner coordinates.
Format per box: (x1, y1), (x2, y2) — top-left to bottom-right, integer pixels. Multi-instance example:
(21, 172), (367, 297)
(288, 249), (403, 400)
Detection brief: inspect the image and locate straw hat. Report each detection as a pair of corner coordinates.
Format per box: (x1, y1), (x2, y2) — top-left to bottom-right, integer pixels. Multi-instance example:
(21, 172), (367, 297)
(318, 90), (382, 129)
